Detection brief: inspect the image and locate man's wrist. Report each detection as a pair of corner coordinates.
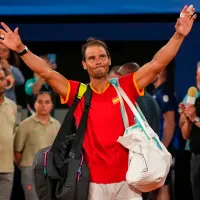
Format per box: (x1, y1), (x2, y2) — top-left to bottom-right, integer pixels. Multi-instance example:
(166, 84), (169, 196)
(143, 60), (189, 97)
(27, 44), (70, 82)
(192, 116), (200, 124)
(16, 44), (25, 53)
(173, 32), (185, 40)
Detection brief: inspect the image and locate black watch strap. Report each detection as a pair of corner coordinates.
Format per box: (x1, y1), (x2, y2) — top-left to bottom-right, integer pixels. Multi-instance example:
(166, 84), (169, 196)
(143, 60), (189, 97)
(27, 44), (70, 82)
(17, 45), (28, 56)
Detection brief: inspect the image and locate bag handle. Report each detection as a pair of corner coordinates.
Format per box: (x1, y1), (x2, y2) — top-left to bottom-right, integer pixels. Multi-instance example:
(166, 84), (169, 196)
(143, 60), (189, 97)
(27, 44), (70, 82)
(135, 103), (148, 123)
(114, 84), (129, 129)
(113, 85), (150, 140)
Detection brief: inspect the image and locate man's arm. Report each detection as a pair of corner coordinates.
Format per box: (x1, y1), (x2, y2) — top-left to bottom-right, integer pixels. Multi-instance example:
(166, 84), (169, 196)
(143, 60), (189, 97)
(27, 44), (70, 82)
(14, 152), (22, 166)
(136, 33), (184, 90)
(135, 7), (196, 89)
(162, 111), (176, 148)
(0, 23), (68, 99)
(32, 78), (45, 95)
(180, 114), (192, 140)
(179, 112), (186, 127)
(14, 124), (27, 166)
(20, 51), (68, 99)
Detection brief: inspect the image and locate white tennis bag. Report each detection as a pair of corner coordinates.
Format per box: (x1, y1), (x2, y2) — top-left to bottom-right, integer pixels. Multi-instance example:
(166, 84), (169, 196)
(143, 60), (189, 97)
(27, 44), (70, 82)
(112, 81), (172, 192)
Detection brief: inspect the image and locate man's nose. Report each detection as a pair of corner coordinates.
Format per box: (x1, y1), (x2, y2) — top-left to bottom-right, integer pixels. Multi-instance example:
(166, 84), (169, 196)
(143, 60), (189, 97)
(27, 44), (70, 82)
(95, 58), (102, 64)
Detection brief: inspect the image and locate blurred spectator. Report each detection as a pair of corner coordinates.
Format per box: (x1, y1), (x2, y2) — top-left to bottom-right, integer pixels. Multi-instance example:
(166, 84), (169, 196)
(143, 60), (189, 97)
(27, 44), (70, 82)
(179, 62), (200, 200)
(0, 43), (25, 103)
(108, 65), (120, 79)
(0, 68), (17, 200)
(118, 62), (161, 200)
(25, 55), (56, 115)
(14, 91), (60, 200)
(118, 62), (161, 134)
(152, 68), (181, 200)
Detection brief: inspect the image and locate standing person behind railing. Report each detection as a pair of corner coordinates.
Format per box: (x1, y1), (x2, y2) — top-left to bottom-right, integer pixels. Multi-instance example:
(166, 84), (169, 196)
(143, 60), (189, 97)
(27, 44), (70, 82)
(0, 68), (17, 200)
(14, 91), (60, 200)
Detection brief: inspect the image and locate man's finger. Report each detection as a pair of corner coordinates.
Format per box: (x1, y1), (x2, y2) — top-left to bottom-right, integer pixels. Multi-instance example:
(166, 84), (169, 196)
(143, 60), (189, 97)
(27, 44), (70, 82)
(187, 5), (194, 16)
(0, 29), (7, 35)
(14, 27), (19, 35)
(1, 22), (12, 33)
(181, 5), (188, 14)
(0, 29), (7, 40)
(191, 14), (197, 22)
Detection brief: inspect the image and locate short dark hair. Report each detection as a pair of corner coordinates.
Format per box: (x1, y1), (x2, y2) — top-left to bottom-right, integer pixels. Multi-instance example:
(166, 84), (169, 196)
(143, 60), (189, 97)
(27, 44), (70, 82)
(34, 91), (53, 103)
(81, 37), (110, 61)
(121, 62), (140, 73)
(109, 65), (120, 75)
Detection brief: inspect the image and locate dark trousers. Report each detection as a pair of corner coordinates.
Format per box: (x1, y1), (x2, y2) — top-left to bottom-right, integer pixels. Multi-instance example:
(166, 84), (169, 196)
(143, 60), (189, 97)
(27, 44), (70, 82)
(174, 150), (193, 200)
(10, 164), (24, 200)
(191, 153), (200, 200)
(142, 192), (151, 200)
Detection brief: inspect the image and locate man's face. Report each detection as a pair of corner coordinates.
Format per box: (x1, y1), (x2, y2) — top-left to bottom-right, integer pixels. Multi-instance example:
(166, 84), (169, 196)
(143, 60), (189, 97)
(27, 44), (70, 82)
(196, 67), (200, 90)
(82, 45), (111, 79)
(34, 93), (53, 115)
(0, 43), (10, 60)
(0, 70), (7, 94)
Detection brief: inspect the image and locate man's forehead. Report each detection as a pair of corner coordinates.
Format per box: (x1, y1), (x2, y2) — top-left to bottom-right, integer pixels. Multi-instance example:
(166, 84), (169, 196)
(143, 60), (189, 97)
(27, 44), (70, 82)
(85, 46), (106, 56)
(37, 94), (51, 100)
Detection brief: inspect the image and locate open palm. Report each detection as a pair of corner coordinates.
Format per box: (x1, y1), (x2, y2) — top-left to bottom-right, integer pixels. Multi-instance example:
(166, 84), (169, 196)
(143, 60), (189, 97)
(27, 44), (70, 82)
(175, 5), (197, 37)
(0, 22), (23, 52)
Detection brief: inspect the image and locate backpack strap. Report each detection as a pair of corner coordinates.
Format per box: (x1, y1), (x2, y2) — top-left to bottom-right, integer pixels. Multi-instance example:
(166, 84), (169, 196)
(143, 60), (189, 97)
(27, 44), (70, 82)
(76, 83), (87, 100)
(70, 85), (92, 159)
(50, 82), (87, 153)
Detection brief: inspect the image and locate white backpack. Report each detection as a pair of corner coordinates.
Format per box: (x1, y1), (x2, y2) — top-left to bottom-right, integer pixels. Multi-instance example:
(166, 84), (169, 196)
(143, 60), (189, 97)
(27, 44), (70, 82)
(112, 82), (172, 192)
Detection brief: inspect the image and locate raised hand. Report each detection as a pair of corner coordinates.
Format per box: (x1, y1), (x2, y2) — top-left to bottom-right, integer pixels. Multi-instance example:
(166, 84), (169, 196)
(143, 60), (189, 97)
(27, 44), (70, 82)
(0, 22), (24, 52)
(185, 104), (197, 122)
(179, 102), (186, 114)
(175, 5), (197, 37)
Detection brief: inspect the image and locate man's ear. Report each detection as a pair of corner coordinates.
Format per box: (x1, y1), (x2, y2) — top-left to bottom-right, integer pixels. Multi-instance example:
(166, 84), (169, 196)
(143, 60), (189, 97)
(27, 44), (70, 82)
(108, 57), (111, 66)
(33, 102), (36, 111)
(82, 61), (87, 70)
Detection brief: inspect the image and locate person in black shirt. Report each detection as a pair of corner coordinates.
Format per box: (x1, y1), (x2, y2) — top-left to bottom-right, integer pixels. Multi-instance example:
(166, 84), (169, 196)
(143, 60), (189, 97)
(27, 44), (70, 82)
(180, 64), (200, 200)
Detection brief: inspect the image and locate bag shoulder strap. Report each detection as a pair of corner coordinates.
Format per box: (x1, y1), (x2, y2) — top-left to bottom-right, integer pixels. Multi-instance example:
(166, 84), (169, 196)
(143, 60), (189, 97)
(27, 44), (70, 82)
(77, 83), (87, 99)
(50, 82), (87, 153)
(117, 86), (150, 139)
(71, 86), (92, 159)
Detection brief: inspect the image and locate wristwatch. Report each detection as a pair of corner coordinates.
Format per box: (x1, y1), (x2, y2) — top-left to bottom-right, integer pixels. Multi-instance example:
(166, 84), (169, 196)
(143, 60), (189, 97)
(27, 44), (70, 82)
(193, 116), (200, 124)
(16, 45), (28, 56)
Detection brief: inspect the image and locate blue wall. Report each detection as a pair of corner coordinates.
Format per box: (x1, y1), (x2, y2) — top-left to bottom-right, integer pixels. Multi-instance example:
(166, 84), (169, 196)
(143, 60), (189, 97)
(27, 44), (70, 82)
(8, 22), (200, 98)
(1, 0), (200, 15)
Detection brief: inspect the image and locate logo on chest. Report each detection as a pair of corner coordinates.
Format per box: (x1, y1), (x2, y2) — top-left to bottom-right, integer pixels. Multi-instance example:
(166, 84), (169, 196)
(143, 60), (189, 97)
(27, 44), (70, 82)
(112, 96), (119, 104)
